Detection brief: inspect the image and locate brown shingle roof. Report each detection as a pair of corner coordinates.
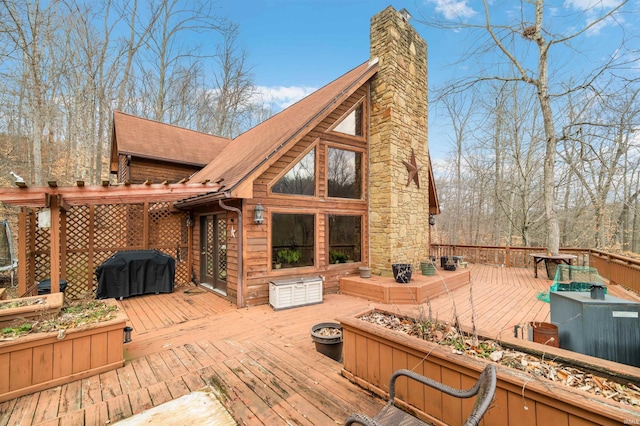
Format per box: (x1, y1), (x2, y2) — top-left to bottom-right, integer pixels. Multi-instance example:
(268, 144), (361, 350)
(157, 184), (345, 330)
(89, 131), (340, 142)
(112, 111), (231, 167)
(188, 60), (378, 198)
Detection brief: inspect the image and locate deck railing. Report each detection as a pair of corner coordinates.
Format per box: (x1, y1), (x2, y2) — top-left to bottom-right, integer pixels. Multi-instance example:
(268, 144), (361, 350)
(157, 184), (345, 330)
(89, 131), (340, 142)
(430, 244), (640, 294)
(589, 249), (640, 293)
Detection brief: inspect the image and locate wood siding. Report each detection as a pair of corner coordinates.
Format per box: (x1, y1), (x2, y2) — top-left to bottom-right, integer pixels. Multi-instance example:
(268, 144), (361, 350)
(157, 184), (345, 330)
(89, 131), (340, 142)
(242, 86), (370, 306)
(122, 155), (201, 184)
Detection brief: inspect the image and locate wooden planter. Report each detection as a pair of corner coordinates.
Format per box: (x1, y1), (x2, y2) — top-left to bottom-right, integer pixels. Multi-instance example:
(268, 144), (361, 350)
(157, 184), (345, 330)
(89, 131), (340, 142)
(0, 299), (127, 403)
(339, 309), (639, 426)
(0, 292), (64, 329)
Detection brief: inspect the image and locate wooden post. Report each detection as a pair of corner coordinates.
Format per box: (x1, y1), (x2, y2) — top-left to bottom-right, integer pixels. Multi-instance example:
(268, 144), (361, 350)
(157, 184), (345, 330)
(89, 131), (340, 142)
(88, 205), (95, 293)
(505, 246), (511, 268)
(49, 196), (61, 293)
(143, 202), (149, 249)
(18, 208), (27, 296)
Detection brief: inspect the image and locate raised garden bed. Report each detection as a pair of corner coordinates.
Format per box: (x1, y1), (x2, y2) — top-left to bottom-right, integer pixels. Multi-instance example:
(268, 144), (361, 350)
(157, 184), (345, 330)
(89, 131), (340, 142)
(0, 298), (127, 402)
(339, 308), (640, 426)
(0, 292), (64, 329)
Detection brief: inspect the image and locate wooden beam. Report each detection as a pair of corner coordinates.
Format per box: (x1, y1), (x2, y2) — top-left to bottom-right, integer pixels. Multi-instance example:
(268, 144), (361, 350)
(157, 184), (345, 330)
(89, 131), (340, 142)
(0, 183), (221, 207)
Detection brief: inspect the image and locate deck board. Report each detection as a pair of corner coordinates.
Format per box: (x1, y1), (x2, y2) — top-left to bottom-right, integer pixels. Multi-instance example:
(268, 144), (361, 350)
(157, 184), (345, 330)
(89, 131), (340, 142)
(2, 264), (640, 425)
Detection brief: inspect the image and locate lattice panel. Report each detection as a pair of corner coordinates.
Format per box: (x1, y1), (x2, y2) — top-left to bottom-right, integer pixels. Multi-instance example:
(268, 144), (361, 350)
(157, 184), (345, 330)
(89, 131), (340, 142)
(94, 205), (127, 248)
(157, 247), (190, 286)
(34, 210), (51, 253)
(66, 206), (89, 250)
(24, 202), (193, 297)
(65, 252), (91, 299)
(148, 202), (184, 246)
(126, 204), (144, 247)
(34, 253), (50, 284)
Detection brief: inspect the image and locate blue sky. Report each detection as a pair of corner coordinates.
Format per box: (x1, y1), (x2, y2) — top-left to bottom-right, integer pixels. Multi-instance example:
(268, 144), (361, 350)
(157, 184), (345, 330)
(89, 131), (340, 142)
(217, 1), (637, 160)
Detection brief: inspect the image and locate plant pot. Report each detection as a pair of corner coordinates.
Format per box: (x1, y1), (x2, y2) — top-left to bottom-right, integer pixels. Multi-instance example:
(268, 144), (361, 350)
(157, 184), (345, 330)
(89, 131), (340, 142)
(358, 266), (371, 278)
(529, 321), (559, 348)
(310, 322), (343, 362)
(392, 263), (412, 283)
(420, 262), (435, 276)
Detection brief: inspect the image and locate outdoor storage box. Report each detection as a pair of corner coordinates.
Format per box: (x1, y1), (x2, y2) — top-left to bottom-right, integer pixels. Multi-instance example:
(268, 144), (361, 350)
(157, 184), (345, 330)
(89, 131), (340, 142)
(269, 277), (323, 310)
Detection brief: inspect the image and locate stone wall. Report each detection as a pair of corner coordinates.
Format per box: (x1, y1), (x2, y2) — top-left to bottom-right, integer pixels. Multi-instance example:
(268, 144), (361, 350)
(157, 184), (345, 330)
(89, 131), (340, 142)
(369, 6), (430, 275)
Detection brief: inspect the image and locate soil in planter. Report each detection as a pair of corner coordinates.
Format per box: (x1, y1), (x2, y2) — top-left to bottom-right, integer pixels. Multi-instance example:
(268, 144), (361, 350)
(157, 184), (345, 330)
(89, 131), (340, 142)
(1, 299), (119, 338)
(358, 310), (640, 407)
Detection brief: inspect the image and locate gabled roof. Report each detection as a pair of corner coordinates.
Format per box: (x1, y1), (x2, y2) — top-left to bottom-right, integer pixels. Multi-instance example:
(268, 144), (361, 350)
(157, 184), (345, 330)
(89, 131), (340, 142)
(111, 111), (231, 169)
(179, 60), (379, 204)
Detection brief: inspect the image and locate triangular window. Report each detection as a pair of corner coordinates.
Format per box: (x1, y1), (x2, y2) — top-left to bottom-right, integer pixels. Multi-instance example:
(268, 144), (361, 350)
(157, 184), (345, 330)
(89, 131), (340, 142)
(272, 149), (315, 196)
(332, 104), (363, 137)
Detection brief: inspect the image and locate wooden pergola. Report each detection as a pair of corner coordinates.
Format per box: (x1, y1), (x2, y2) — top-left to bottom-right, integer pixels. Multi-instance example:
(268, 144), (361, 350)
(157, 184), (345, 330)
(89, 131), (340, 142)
(0, 181), (222, 297)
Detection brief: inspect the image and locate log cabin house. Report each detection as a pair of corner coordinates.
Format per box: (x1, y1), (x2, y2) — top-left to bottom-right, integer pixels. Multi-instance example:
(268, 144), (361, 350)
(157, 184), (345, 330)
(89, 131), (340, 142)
(0, 6), (440, 308)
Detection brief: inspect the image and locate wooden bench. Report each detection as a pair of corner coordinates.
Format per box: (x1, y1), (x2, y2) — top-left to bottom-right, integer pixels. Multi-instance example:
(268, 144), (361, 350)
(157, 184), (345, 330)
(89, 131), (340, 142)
(345, 364), (497, 426)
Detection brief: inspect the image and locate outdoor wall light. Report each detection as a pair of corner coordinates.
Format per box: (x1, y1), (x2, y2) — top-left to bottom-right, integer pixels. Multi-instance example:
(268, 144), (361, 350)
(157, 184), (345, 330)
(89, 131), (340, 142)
(123, 326), (133, 343)
(253, 202), (265, 225)
(429, 214), (435, 226)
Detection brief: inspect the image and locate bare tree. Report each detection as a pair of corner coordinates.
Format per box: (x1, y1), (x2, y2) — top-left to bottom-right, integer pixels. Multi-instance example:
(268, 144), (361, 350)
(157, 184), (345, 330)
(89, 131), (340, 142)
(423, 0), (633, 254)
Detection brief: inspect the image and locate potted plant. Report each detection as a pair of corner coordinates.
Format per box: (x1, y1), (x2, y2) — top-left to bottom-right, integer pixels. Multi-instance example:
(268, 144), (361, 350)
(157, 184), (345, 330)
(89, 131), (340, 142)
(276, 248), (302, 267)
(391, 263), (412, 283)
(329, 249), (348, 264)
(420, 259), (436, 276)
(310, 322), (343, 362)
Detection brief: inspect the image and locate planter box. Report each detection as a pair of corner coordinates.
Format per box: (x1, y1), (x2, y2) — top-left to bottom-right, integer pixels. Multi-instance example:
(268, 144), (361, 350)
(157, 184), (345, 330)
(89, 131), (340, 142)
(339, 309), (639, 426)
(0, 299), (127, 402)
(0, 292), (64, 329)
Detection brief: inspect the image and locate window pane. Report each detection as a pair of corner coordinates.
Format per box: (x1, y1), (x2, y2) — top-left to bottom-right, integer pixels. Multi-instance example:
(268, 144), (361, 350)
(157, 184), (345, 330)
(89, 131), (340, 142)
(328, 148), (362, 199)
(333, 104), (363, 137)
(272, 149), (315, 195)
(329, 215), (362, 263)
(272, 213), (314, 268)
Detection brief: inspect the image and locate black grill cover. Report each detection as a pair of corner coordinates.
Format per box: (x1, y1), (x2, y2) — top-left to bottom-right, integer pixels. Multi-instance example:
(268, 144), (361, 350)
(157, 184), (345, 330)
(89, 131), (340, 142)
(96, 250), (175, 299)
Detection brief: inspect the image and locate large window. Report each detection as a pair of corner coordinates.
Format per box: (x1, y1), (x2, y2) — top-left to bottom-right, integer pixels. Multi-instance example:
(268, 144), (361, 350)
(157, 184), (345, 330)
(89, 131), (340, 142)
(333, 104), (363, 137)
(328, 147), (362, 199)
(272, 149), (315, 196)
(329, 215), (362, 263)
(272, 213), (315, 268)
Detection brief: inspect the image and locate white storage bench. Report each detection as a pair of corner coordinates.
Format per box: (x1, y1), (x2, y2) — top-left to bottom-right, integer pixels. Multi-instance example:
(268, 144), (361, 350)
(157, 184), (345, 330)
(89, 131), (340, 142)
(269, 276), (323, 310)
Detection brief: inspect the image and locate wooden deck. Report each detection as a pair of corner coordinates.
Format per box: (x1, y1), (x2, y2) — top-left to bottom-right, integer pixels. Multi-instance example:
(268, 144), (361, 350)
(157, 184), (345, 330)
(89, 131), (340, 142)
(1, 264), (639, 425)
(340, 267), (471, 304)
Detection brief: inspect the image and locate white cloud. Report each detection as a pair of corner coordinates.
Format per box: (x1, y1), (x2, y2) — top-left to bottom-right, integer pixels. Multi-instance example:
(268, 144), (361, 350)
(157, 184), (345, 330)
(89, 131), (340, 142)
(252, 85), (318, 111)
(425, 0), (477, 20)
(563, 0), (623, 36)
(563, 0), (620, 10)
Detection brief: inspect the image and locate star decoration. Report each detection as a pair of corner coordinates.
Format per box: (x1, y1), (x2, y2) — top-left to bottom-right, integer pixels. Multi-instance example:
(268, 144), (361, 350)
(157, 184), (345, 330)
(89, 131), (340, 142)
(403, 149), (423, 188)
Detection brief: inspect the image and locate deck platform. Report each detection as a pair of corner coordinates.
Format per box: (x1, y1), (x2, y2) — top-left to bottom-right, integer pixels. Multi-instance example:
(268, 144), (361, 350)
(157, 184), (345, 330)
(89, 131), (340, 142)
(339, 267), (470, 304)
(1, 264), (639, 425)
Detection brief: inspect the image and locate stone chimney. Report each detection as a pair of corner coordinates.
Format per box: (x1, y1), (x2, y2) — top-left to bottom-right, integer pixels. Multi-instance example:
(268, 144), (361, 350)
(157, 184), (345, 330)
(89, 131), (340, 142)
(369, 6), (430, 275)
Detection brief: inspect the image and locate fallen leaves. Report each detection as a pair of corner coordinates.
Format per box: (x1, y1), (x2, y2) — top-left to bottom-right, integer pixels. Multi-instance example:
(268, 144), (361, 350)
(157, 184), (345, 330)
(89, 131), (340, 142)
(358, 310), (640, 407)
